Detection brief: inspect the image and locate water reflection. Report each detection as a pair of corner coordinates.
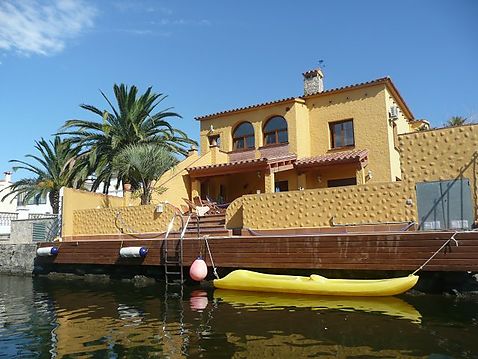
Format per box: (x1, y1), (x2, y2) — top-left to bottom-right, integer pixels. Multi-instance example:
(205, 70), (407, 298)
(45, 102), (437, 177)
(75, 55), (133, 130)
(214, 289), (422, 323)
(0, 275), (477, 358)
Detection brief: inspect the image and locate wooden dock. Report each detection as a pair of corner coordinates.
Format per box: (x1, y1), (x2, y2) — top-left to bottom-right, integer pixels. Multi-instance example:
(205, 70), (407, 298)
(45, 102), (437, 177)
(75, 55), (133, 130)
(36, 231), (478, 272)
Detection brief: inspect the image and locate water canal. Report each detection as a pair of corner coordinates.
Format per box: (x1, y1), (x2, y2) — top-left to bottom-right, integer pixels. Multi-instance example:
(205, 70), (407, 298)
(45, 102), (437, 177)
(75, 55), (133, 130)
(1, 274), (477, 358)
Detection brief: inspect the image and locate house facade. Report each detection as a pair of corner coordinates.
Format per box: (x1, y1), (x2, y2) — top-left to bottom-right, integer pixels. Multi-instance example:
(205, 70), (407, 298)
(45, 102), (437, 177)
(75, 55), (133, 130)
(155, 70), (428, 207)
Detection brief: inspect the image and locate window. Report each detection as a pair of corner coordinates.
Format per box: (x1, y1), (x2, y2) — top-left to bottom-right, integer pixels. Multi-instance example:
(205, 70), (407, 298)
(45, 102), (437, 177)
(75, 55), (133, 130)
(232, 122), (255, 150)
(327, 178), (357, 188)
(17, 193), (47, 206)
(330, 119), (354, 148)
(274, 181), (288, 192)
(263, 116), (288, 145)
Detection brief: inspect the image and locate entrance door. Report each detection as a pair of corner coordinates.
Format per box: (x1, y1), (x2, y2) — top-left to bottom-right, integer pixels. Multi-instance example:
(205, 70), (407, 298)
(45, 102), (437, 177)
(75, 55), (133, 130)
(200, 181), (209, 200)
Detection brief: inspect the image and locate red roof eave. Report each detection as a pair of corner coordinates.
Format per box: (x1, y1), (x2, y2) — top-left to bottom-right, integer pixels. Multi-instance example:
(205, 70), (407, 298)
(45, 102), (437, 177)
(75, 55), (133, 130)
(195, 76), (414, 122)
(187, 158), (268, 178)
(295, 149), (369, 170)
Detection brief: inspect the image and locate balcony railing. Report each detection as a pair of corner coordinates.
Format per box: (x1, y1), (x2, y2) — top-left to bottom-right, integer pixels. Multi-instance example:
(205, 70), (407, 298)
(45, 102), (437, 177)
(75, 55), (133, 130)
(0, 212), (19, 227)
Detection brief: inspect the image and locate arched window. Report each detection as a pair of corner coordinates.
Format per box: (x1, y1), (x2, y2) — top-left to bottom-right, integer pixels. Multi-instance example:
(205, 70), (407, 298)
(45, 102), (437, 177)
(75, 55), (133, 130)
(232, 122), (255, 150)
(263, 116), (288, 145)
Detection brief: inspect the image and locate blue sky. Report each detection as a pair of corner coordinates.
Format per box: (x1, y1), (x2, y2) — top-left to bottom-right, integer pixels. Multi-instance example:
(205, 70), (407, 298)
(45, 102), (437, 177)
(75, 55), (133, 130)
(0, 0), (477, 176)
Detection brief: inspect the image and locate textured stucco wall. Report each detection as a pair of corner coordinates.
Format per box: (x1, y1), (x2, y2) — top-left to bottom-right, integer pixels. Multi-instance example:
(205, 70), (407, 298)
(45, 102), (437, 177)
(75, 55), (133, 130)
(225, 197), (243, 229)
(62, 188), (128, 237)
(0, 243), (37, 274)
(72, 204), (180, 236)
(399, 124), (478, 218)
(237, 182), (414, 229)
(226, 124), (478, 230)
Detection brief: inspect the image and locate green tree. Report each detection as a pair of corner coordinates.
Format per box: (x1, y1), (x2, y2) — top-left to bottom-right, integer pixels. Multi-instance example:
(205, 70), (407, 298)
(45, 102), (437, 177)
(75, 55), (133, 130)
(1, 137), (81, 214)
(445, 116), (468, 127)
(113, 144), (178, 204)
(60, 84), (196, 193)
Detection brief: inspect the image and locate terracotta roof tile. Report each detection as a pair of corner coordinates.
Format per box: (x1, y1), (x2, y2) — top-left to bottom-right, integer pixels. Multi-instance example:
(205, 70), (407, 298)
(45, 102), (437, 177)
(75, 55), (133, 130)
(187, 158), (268, 173)
(187, 153), (297, 176)
(301, 77), (389, 98)
(195, 97), (298, 121)
(295, 149), (369, 168)
(195, 76), (414, 121)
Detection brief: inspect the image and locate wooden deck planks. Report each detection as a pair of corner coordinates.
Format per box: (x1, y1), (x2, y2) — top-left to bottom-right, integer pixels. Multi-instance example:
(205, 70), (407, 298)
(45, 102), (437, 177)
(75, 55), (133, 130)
(36, 231), (478, 271)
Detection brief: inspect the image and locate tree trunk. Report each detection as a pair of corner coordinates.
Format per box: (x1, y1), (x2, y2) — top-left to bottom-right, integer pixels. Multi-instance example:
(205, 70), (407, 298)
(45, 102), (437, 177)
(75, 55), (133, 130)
(49, 190), (60, 214)
(140, 182), (152, 205)
(140, 190), (151, 205)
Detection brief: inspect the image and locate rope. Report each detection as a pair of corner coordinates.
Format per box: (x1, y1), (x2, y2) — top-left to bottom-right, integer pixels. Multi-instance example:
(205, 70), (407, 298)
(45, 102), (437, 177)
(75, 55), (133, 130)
(203, 235), (220, 279)
(115, 211), (140, 234)
(411, 232), (459, 275)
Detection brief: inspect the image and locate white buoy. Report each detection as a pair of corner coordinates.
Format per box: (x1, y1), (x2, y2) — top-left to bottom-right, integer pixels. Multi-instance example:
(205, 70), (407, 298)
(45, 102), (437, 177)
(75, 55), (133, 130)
(36, 246), (59, 257)
(119, 246), (148, 258)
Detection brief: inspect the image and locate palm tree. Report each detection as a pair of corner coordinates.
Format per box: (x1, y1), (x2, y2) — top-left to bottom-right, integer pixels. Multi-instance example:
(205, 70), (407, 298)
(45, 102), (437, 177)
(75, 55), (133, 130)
(445, 116), (468, 127)
(60, 84), (196, 193)
(113, 143), (178, 205)
(1, 137), (81, 214)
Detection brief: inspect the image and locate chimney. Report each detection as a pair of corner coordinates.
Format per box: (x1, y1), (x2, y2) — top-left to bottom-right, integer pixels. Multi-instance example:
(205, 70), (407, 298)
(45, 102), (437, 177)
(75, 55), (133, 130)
(303, 68), (324, 96)
(4, 171), (12, 183)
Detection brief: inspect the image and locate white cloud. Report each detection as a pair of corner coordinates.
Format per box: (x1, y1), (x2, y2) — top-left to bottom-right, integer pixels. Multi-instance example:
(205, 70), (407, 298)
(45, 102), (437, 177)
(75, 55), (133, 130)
(0, 0), (97, 56)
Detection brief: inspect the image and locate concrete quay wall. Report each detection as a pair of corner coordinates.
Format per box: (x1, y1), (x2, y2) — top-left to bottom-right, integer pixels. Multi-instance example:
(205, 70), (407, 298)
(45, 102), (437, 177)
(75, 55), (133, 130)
(0, 244), (37, 275)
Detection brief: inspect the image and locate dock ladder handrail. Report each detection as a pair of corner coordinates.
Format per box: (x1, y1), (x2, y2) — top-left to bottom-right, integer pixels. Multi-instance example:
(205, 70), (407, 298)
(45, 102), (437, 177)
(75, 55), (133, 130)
(163, 211), (192, 285)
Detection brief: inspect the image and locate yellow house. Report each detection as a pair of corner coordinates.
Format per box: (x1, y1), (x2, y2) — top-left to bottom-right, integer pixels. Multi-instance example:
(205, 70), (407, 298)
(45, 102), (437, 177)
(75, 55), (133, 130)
(155, 70), (429, 207)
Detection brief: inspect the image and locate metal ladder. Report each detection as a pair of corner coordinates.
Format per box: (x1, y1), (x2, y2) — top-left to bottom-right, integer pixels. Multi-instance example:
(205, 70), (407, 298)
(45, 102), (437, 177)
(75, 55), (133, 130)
(163, 212), (192, 285)
(161, 271), (189, 357)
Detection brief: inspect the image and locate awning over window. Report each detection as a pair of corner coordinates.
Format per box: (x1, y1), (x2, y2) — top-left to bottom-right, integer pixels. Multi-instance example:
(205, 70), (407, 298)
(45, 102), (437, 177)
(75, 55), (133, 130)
(294, 149), (368, 170)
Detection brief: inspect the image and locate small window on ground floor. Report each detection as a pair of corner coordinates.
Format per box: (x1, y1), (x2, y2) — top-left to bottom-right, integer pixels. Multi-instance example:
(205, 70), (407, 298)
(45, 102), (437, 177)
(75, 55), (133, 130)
(327, 177), (357, 188)
(275, 180), (288, 192)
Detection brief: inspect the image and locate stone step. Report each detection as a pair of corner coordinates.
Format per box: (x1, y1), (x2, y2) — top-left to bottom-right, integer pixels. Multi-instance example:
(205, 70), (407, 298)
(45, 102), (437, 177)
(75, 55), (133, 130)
(187, 222), (225, 230)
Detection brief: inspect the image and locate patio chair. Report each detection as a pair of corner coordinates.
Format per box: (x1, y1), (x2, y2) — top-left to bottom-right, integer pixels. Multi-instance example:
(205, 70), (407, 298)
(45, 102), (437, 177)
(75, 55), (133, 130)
(184, 197), (210, 217)
(205, 195), (229, 212)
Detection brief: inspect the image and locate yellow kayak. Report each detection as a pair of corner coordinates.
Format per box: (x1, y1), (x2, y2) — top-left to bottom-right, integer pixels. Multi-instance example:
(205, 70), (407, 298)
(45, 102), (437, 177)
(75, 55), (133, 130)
(214, 289), (421, 323)
(213, 270), (419, 296)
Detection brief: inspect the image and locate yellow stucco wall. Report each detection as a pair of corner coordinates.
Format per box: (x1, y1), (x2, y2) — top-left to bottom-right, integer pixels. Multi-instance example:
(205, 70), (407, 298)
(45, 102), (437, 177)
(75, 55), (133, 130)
(73, 203), (179, 236)
(399, 124), (478, 218)
(286, 100), (310, 158)
(306, 85), (393, 183)
(199, 100), (301, 155)
(237, 182), (414, 229)
(199, 84), (400, 187)
(62, 188), (127, 237)
(304, 164), (362, 189)
(384, 87), (413, 181)
(194, 82), (407, 204)
(226, 124), (478, 230)
(225, 197), (243, 229)
(152, 151), (215, 207)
